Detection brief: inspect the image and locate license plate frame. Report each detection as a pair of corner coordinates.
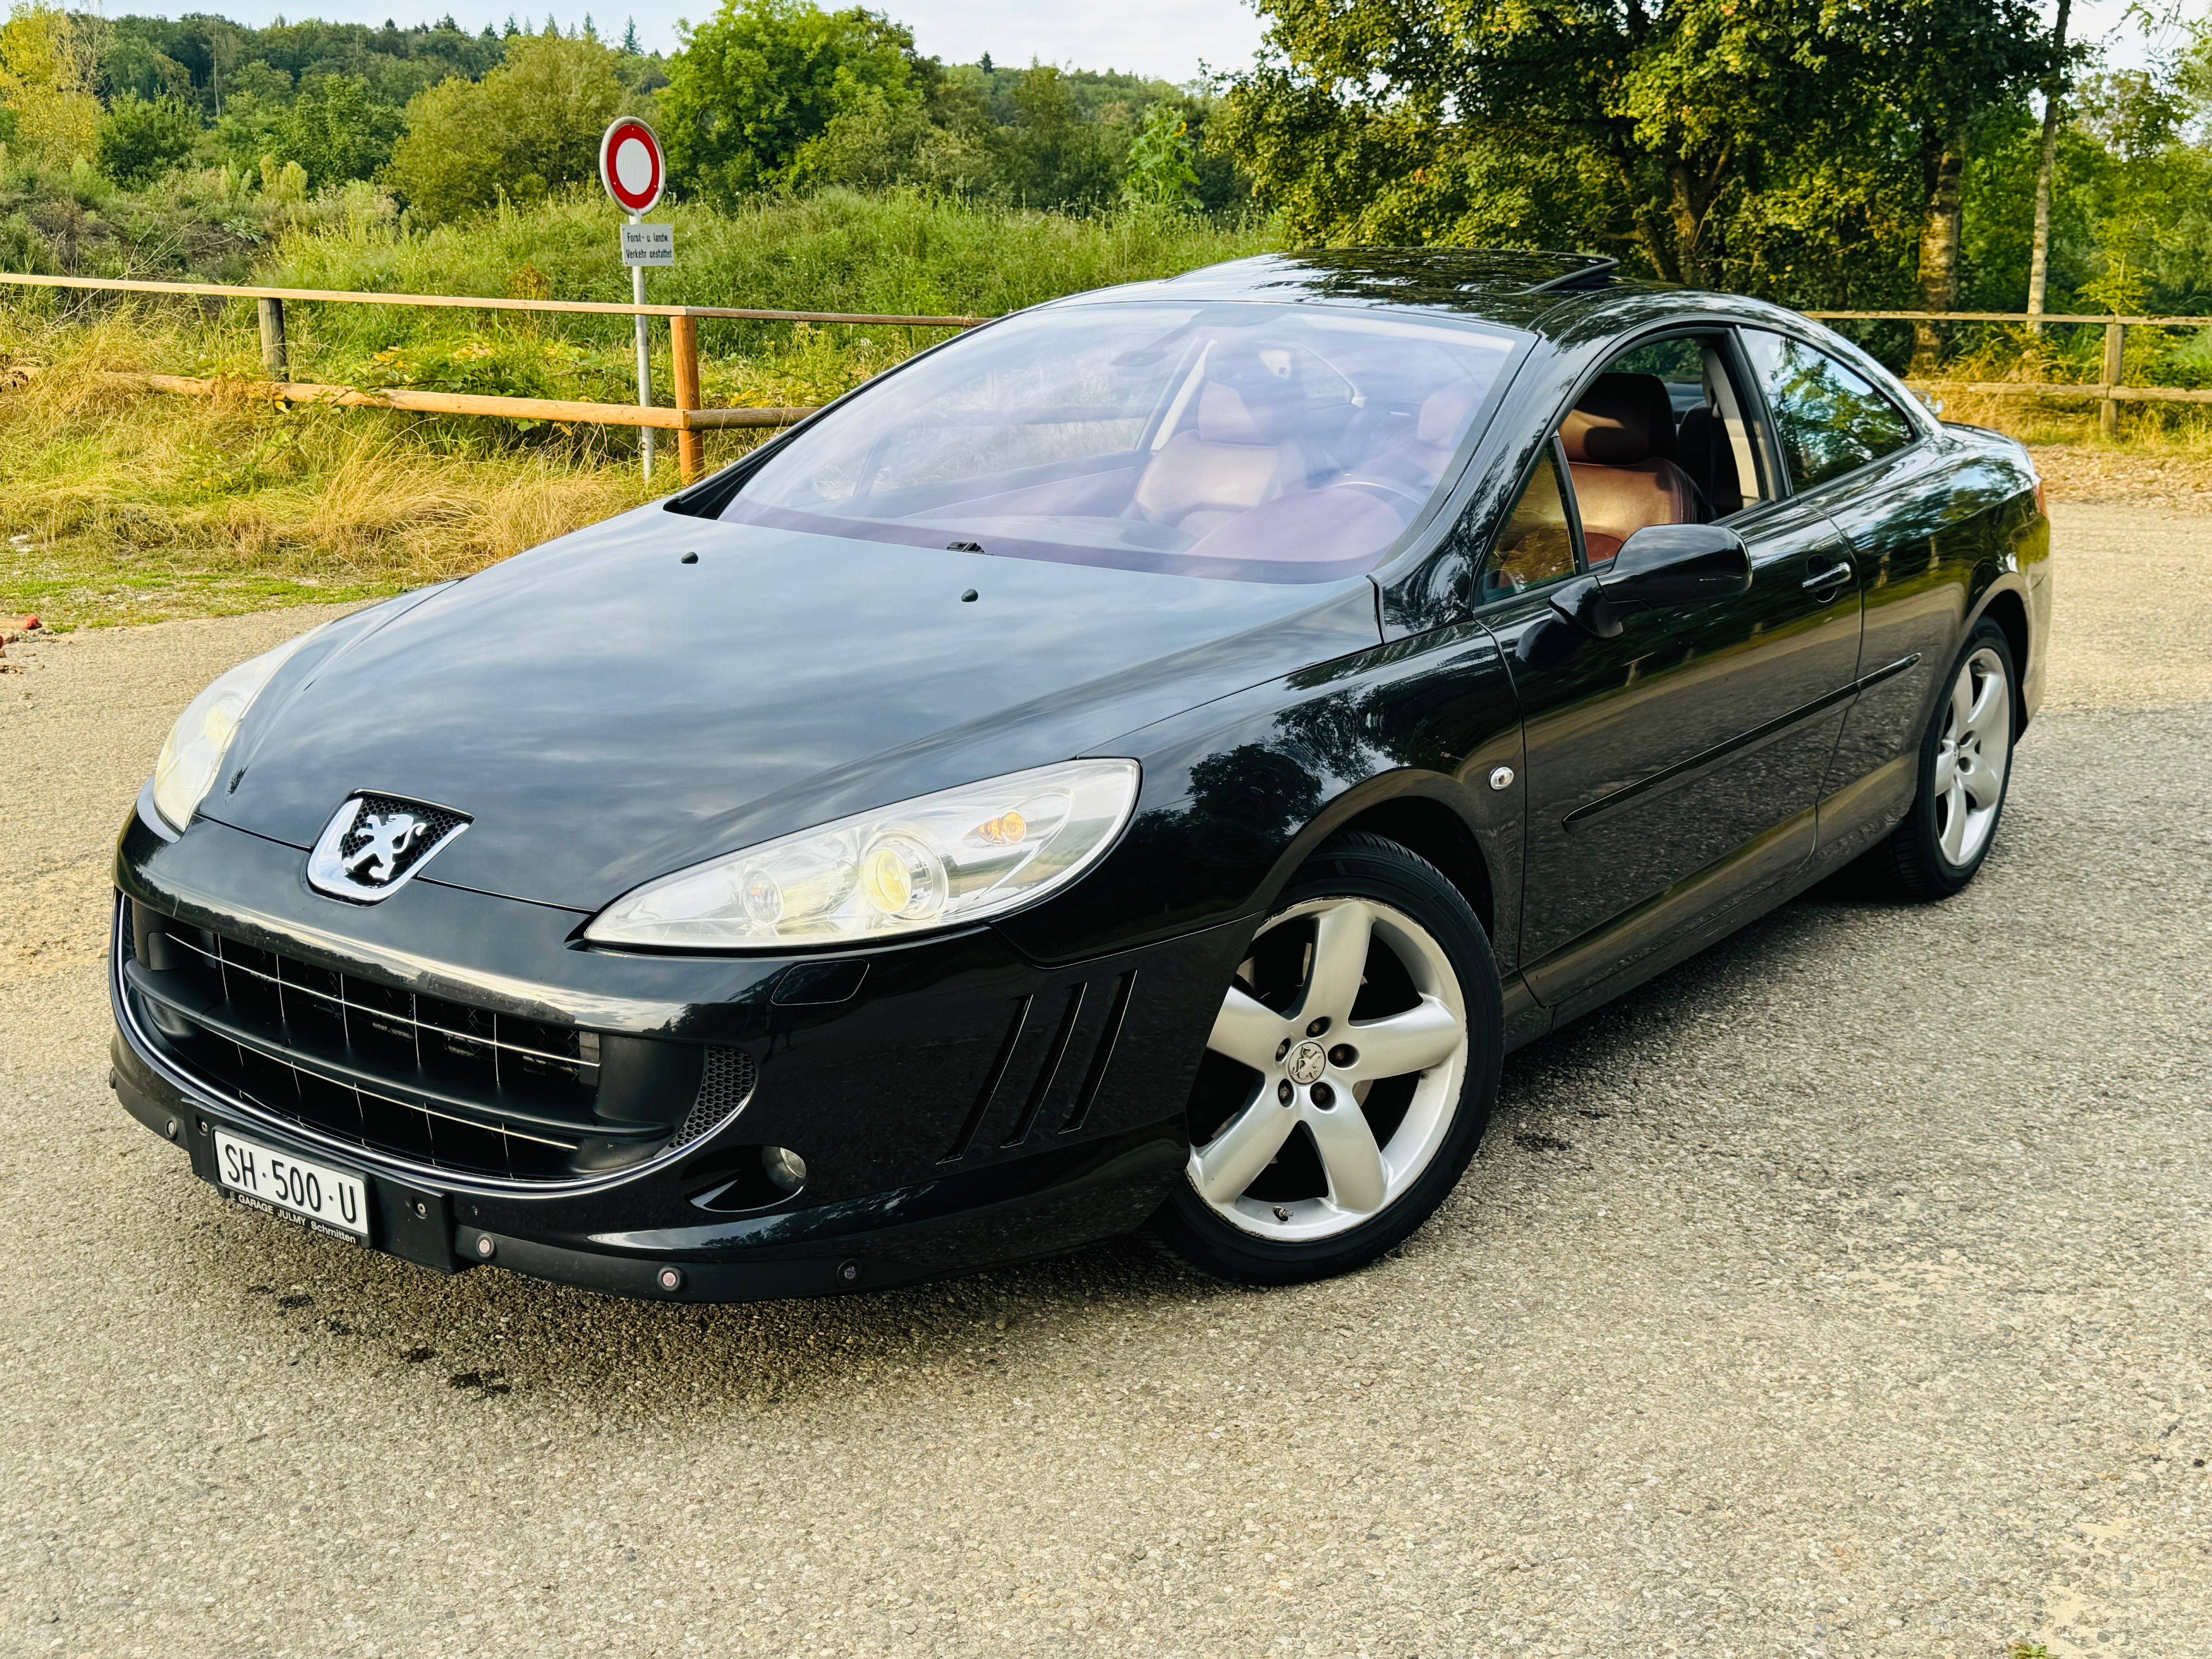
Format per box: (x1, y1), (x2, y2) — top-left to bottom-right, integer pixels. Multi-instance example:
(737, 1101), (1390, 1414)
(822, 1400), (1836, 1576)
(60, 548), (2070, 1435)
(214, 1129), (372, 1244)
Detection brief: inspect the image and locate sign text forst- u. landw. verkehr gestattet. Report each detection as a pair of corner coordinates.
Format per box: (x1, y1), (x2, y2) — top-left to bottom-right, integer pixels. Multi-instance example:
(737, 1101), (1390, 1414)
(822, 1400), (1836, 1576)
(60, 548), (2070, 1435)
(620, 222), (674, 266)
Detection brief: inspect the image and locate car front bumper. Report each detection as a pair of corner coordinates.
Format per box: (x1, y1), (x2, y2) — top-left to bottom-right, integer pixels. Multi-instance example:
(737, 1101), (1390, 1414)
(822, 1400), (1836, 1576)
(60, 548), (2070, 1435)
(110, 800), (1247, 1303)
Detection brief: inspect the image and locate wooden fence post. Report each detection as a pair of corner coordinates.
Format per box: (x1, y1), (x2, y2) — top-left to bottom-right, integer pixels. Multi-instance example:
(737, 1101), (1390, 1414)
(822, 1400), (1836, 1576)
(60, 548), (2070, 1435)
(257, 297), (287, 378)
(670, 311), (703, 483)
(2100, 319), (2125, 439)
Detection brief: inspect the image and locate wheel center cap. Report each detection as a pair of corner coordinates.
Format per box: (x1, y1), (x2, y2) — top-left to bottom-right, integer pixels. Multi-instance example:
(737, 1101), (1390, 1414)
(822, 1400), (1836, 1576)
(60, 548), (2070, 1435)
(1286, 1040), (1328, 1085)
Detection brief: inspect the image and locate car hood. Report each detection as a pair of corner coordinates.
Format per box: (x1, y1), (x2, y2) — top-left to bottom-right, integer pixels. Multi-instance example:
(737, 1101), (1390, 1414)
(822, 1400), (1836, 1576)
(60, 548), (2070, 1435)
(206, 506), (1381, 913)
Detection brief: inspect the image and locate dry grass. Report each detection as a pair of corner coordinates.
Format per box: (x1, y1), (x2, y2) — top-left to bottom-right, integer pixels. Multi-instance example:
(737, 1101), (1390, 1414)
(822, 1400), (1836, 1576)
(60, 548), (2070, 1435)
(1934, 386), (2212, 507)
(0, 311), (664, 629)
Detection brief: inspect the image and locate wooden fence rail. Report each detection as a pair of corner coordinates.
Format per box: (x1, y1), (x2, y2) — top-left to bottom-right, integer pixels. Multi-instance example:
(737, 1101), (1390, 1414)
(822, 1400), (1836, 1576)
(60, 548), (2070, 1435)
(0, 270), (986, 327)
(0, 269), (983, 483)
(4, 272), (2210, 474)
(1804, 307), (2212, 437)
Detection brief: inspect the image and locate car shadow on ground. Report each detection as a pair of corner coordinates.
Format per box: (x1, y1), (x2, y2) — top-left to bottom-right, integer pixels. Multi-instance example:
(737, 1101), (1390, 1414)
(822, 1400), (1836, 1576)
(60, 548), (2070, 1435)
(137, 876), (1913, 1423)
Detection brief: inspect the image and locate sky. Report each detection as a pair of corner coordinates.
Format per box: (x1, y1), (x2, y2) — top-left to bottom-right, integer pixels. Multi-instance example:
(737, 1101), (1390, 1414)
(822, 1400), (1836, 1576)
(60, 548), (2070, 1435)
(118, 0), (2172, 87)
(165, 0), (1271, 80)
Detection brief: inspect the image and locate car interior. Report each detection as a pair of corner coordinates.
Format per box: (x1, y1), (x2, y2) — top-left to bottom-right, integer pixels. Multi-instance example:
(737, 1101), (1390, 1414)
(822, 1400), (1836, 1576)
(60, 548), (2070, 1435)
(1563, 337), (1765, 561)
(1485, 333), (1767, 596)
(720, 304), (1520, 580)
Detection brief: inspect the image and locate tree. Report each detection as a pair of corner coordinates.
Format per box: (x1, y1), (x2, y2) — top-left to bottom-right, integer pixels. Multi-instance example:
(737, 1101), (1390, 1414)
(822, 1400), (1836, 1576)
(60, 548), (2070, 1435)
(785, 79), (991, 194)
(98, 33), (194, 104)
(383, 33), (627, 222)
(990, 64), (1121, 210)
(1214, 0), (2042, 302)
(95, 93), (200, 186)
(0, 2), (106, 170)
(661, 0), (922, 203)
(1857, 2), (2051, 368)
(270, 74), (404, 189)
(2026, 0), (2073, 328)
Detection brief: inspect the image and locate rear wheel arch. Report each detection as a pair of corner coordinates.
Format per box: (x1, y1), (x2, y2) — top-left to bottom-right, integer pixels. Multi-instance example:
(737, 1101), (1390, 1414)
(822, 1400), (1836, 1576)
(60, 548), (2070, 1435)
(1974, 584), (2032, 732)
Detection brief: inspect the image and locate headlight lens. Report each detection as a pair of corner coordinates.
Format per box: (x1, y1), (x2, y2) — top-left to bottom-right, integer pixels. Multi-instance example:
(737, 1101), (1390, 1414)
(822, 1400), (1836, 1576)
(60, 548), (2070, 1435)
(584, 759), (1141, 950)
(150, 630), (321, 830)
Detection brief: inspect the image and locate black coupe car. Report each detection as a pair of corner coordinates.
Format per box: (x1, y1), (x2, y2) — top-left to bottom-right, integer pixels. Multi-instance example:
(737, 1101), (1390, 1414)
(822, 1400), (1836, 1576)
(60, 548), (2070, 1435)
(109, 251), (2051, 1298)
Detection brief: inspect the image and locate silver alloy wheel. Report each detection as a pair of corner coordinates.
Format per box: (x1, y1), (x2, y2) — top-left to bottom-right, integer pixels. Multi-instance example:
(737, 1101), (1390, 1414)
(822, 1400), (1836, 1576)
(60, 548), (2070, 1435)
(1188, 896), (1470, 1243)
(1934, 645), (2011, 867)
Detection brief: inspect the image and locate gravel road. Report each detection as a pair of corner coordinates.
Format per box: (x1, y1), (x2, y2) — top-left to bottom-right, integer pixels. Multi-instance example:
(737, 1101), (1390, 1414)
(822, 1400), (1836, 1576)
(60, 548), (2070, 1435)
(3, 503), (2208, 1659)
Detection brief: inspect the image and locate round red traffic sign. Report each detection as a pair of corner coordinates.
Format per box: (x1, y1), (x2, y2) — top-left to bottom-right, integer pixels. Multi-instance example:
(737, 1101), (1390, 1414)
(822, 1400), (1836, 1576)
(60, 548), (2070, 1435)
(599, 117), (665, 214)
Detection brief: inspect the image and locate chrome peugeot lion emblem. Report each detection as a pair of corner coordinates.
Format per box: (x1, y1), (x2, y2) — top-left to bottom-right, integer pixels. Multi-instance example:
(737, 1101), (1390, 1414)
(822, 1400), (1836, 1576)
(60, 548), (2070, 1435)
(345, 810), (428, 883)
(307, 793), (470, 903)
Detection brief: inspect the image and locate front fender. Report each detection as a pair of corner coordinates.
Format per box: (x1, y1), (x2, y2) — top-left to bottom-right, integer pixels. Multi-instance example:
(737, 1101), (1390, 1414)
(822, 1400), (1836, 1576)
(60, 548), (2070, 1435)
(996, 623), (1524, 972)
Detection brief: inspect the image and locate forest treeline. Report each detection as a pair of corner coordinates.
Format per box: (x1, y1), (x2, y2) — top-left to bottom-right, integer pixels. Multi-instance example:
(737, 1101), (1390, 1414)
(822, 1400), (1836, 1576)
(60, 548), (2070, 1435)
(0, 0), (2205, 326)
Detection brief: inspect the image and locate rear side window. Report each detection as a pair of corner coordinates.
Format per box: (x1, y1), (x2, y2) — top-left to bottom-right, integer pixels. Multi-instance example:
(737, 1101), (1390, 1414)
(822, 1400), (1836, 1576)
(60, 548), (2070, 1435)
(1740, 330), (1915, 491)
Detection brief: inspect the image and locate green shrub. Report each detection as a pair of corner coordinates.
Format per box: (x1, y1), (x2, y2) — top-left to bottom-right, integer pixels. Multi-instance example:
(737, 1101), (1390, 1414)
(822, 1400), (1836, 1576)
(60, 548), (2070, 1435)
(662, 0), (923, 204)
(94, 93), (199, 187)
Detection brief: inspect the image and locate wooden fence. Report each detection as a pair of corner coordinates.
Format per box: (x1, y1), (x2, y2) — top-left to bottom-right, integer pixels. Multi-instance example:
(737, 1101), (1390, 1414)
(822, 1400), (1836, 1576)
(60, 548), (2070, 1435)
(0, 270), (983, 483)
(2, 272), (2208, 473)
(1803, 308), (2212, 438)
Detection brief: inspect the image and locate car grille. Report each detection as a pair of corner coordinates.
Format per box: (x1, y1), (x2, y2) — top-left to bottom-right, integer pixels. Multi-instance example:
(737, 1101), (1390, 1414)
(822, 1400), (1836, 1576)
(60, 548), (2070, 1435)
(673, 1046), (759, 1150)
(120, 898), (745, 1183)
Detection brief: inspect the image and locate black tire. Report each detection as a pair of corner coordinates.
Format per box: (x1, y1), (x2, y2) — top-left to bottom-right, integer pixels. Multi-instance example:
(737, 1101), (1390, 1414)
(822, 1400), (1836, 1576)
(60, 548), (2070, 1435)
(1864, 618), (2018, 901)
(1149, 833), (1503, 1286)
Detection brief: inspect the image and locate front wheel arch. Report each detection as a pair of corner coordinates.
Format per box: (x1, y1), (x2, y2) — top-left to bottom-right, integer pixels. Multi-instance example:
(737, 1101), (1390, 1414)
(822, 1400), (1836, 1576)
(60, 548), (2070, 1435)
(1242, 772), (1506, 950)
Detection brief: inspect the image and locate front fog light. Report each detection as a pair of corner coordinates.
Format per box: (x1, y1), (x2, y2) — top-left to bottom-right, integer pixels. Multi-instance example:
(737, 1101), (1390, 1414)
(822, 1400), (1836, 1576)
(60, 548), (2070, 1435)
(762, 1146), (807, 1193)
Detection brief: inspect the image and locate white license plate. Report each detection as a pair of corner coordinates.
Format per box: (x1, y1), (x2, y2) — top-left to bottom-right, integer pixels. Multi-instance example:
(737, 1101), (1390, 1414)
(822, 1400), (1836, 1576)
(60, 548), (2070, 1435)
(215, 1130), (370, 1242)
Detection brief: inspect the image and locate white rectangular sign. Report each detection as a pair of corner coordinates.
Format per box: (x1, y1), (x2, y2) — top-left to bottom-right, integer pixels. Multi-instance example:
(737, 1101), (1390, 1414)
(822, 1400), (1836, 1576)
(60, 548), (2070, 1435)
(621, 222), (675, 266)
(215, 1129), (369, 1241)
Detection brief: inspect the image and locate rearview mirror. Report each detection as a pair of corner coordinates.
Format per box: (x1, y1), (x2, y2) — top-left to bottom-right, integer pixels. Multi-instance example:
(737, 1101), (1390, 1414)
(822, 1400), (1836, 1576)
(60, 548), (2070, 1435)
(1599, 524), (1752, 606)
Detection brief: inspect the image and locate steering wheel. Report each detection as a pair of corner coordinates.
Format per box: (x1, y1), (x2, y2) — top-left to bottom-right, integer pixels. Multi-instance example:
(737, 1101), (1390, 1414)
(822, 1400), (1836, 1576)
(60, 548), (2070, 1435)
(1330, 475), (1430, 516)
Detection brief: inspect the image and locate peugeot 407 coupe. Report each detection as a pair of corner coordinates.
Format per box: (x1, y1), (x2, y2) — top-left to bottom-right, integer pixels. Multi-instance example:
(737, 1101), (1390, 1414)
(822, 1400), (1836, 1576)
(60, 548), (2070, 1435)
(109, 251), (2051, 1298)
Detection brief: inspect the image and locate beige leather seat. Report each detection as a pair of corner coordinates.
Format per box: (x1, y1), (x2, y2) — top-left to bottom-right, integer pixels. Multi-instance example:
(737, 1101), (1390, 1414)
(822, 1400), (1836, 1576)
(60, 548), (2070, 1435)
(1561, 373), (1702, 561)
(1132, 374), (1309, 536)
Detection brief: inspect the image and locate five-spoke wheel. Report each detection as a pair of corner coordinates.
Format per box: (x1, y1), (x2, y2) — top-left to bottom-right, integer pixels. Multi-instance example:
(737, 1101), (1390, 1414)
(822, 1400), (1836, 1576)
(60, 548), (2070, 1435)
(1932, 643), (2011, 868)
(1868, 617), (2018, 900)
(1150, 834), (1501, 1284)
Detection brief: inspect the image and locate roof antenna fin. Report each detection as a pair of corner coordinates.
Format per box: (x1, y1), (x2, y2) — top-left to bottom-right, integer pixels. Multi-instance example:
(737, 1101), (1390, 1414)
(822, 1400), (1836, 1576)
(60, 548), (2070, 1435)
(1526, 257), (1621, 294)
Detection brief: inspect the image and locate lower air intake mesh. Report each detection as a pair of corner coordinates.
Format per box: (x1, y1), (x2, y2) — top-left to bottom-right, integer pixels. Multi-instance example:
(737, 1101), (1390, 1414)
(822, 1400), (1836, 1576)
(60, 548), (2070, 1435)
(672, 1046), (757, 1148)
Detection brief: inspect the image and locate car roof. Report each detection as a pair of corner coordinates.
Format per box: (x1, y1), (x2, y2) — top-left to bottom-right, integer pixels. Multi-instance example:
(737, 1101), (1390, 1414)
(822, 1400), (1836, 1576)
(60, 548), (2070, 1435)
(1044, 249), (1690, 336)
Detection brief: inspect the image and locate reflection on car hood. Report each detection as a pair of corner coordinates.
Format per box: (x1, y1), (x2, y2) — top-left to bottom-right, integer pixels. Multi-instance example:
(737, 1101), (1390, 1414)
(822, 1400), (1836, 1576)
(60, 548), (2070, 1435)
(204, 505), (1381, 913)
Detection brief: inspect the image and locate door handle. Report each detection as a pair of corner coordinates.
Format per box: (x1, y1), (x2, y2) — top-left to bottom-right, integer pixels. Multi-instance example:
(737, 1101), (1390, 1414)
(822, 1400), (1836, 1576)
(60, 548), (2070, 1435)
(1801, 560), (1853, 592)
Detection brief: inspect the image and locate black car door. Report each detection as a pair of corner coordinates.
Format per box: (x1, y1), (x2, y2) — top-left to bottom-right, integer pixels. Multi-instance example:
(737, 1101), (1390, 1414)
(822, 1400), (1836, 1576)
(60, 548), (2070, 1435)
(1732, 326), (1982, 860)
(1479, 333), (1864, 1008)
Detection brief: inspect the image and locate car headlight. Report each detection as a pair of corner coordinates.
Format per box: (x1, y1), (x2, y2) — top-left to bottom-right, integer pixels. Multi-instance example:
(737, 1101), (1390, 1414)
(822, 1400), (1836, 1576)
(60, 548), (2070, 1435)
(150, 629), (322, 831)
(584, 759), (1141, 950)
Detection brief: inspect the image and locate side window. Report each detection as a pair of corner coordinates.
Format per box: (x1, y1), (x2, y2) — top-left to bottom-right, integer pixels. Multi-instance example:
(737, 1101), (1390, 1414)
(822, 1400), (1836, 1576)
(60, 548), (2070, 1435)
(1482, 445), (1578, 598)
(1740, 330), (1916, 492)
(1553, 334), (1762, 567)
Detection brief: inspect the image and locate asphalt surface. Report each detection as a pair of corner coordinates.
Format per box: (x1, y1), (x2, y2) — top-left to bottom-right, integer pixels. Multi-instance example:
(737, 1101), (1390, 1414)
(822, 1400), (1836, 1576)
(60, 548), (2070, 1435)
(3, 502), (2208, 1658)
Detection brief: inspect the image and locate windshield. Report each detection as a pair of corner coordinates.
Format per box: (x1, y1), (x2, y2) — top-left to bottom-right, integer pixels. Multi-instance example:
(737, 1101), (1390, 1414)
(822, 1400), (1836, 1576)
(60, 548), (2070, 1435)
(720, 302), (1523, 582)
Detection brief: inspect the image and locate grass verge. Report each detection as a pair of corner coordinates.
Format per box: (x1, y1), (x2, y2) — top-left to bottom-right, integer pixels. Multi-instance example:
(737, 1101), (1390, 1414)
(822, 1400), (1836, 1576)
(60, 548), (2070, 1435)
(0, 310), (665, 628)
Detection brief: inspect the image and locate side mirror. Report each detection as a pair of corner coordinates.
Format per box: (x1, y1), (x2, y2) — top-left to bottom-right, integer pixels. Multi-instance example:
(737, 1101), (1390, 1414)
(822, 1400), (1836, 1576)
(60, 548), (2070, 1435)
(1519, 523), (1753, 670)
(1599, 524), (1752, 605)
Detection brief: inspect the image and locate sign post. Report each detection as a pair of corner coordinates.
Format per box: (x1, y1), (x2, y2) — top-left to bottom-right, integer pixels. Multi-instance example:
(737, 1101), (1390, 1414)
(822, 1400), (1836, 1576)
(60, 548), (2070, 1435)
(599, 117), (670, 480)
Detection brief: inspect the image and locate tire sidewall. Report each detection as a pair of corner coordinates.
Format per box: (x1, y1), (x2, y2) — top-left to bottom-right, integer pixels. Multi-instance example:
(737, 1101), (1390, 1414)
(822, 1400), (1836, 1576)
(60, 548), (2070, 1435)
(1155, 836), (1504, 1285)
(1908, 618), (2018, 894)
